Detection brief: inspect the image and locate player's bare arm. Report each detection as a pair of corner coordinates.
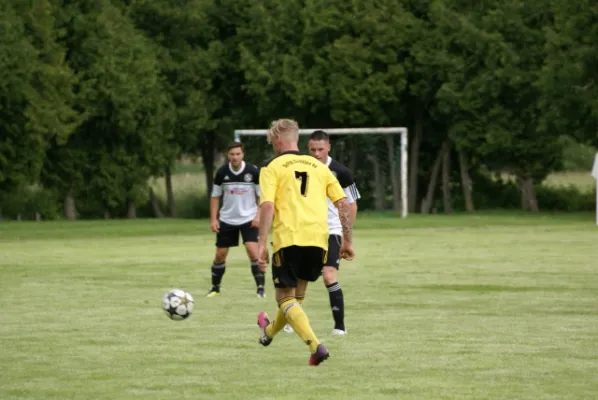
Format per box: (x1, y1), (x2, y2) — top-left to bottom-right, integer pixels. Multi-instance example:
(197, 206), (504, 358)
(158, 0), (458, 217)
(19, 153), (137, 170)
(209, 196), (220, 232)
(335, 198), (353, 244)
(257, 201), (274, 271)
(251, 200), (261, 228)
(334, 198), (355, 260)
(349, 201), (358, 228)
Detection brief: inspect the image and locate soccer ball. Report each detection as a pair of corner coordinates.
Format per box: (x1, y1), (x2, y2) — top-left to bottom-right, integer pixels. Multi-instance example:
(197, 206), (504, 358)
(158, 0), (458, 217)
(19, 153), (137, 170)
(162, 289), (194, 321)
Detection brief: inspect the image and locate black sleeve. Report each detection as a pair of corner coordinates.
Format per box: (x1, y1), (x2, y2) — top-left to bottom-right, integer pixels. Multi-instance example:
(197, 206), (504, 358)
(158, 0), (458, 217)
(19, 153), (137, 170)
(336, 166), (355, 188)
(213, 166), (225, 186)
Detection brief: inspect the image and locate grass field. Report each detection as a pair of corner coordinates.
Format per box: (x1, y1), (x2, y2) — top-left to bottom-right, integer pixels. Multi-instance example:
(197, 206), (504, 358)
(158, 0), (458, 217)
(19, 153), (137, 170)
(1, 214), (597, 400)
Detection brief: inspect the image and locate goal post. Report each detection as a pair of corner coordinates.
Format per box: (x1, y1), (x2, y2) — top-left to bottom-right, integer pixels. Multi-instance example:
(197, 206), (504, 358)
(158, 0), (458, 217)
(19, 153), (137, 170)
(592, 152), (598, 225)
(233, 127), (409, 218)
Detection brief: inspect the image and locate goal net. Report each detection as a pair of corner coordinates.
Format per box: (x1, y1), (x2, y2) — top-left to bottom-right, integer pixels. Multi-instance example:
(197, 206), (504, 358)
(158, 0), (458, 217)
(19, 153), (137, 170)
(233, 128), (408, 218)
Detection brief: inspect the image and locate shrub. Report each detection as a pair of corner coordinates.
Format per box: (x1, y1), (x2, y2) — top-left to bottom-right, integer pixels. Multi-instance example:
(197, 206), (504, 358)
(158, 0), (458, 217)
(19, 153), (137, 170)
(0, 185), (61, 221)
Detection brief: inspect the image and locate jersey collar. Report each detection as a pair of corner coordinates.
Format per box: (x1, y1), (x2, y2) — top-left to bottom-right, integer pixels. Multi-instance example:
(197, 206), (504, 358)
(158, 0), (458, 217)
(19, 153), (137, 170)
(326, 156), (332, 167)
(228, 161), (246, 175)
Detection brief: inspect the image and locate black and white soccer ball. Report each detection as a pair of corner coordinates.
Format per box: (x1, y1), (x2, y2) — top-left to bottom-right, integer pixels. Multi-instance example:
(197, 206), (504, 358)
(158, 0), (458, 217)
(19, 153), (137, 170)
(162, 289), (194, 321)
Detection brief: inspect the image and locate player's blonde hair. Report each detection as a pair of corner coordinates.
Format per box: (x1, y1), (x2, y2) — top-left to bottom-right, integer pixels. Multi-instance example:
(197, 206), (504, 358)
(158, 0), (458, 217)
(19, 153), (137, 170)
(268, 119), (299, 143)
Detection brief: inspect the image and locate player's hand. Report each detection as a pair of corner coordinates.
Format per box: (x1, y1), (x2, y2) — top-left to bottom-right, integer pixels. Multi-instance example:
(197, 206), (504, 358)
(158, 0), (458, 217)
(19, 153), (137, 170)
(251, 216), (260, 228)
(257, 243), (269, 272)
(340, 242), (355, 261)
(210, 219), (220, 233)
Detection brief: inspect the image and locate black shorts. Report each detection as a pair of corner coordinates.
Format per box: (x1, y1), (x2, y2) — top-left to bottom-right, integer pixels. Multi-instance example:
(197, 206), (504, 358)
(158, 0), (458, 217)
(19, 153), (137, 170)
(271, 246), (327, 288)
(215, 220), (258, 248)
(323, 235), (342, 269)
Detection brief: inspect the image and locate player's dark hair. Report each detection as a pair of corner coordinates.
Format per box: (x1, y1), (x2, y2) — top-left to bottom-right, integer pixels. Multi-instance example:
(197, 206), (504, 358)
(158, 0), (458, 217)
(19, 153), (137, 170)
(309, 130), (329, 142)
(227, 142), (244, 152)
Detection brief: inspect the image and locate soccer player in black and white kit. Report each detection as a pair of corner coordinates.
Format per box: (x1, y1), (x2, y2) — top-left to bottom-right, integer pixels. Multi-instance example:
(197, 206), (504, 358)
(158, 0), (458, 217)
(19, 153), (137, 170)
(284, 130), (360, 335)
(206, 142), (265, 298)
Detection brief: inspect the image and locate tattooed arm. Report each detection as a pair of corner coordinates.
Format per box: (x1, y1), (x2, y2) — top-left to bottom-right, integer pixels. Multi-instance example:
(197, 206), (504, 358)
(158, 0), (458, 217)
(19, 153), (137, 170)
(334, 197), (353, 245)
(334, 197), (355, 260)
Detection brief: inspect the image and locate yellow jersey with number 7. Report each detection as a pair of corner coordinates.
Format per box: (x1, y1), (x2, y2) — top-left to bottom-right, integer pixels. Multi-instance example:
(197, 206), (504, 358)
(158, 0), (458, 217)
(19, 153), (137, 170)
(259, 151), (346, 253)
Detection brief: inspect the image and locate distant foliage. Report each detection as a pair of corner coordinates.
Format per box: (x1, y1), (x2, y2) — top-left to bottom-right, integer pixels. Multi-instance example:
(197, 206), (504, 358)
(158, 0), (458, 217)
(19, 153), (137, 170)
(559, 136), (597, 172)
(0, 0), (597, 218)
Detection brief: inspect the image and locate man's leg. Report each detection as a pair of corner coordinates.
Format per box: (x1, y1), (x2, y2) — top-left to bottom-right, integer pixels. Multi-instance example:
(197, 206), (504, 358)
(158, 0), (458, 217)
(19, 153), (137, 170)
(282, 279), (307, 333)
(260, 287), (295, 342)
(294, 279), (308, 306)
(207, 221), (238, 297)
(283, 282), (306, 333)
(257, 247), (328, 365)
(207, 247), (229, 296)
(242, 223), (265, 297)
(293, 247), (331, 365)
(261, 286), (322, 354)
(245, 242), (265, 297)
(322, 235), (346, 334)
(322, 266), (346, 334)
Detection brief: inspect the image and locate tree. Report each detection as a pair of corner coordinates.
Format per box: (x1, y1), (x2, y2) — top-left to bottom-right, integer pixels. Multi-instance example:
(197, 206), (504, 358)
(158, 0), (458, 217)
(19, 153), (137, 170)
(0, 3), (44, 195)
(42, 0), (175, 218)
(540, 0), (598, 147)
(240, 0), (414, 209)
(400, 0), (450, 213)
(130, 0), (244, 202)
(16, 0), (81, 219)
(21, 0), (80, 147)
(434, 0), (562, 211)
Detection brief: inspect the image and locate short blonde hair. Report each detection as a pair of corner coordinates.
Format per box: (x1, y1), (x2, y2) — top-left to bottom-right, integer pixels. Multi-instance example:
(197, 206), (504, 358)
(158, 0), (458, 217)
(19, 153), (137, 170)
(268, 119), (299, 143)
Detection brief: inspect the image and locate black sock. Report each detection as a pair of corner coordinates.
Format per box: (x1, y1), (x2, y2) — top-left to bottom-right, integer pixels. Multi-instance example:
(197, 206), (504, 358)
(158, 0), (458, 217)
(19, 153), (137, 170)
(326, 282), (345, 331)
(251, 260), (265, 292)
(211, 263), (226, 291)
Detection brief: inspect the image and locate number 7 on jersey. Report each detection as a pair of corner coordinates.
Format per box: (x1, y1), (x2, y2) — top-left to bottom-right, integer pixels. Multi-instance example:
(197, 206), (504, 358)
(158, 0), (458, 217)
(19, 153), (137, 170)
(294, 171), (309, 196)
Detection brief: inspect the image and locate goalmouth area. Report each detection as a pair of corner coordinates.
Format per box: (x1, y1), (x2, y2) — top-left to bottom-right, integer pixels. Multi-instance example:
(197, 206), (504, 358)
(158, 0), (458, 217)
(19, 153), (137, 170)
(234, 127), (409, 218)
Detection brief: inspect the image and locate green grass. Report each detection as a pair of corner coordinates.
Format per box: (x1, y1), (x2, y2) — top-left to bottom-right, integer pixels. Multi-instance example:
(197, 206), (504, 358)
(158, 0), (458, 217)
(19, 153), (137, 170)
(1, 214), (597, 400)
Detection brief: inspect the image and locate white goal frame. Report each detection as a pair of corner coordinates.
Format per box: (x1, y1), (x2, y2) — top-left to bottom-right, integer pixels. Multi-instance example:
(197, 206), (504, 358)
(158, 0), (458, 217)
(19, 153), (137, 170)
(234, 127), (409, 218)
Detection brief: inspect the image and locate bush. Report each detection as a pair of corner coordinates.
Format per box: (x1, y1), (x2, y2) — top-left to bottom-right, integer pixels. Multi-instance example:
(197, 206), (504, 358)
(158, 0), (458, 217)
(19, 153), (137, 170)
(442, 171), (594, 212)
(471, 176), (521, 210)
(535, 185), (595, 212)
(0, 185), (61, 221)
(74, 185), (211, 219)
(173, 192), (211, 219)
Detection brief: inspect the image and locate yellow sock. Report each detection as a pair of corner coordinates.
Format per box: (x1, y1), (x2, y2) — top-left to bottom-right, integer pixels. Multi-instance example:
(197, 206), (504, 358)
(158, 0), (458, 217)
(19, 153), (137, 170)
(279, 297), (320, 353)
(296, 295), (305, 305)
(265, 297), (290, 338)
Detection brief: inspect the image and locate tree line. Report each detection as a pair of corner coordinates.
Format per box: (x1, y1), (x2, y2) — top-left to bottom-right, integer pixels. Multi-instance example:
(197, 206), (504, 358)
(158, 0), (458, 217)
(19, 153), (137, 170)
(0, 0), (596, 220)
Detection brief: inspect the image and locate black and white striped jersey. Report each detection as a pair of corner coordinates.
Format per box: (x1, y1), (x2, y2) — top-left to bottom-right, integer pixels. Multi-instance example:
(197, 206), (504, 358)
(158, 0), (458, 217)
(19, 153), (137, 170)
(211, 161), (260, 226)
(326, 157), (360, 235)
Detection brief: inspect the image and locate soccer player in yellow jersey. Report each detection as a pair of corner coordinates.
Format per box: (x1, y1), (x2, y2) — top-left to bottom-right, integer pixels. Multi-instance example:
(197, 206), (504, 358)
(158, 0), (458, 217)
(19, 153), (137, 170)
(256, 119), (355, 366)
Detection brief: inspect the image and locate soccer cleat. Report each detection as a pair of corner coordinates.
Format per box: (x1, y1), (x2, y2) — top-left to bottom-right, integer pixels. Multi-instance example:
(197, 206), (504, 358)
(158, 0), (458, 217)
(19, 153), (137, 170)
(206, 289), (220, 297)
(256, 289), (266, 299)
(257, 312), (273, 346)
(331, 329), (347, 336)
(283, 323), (294, 333)
(309, 344), (330, 366)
